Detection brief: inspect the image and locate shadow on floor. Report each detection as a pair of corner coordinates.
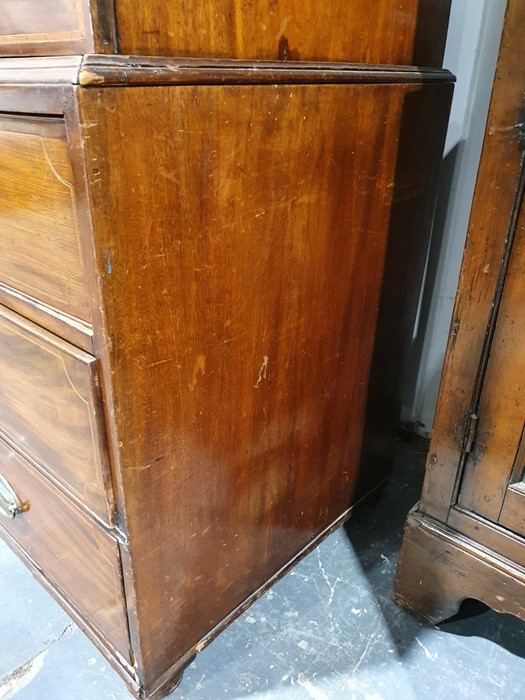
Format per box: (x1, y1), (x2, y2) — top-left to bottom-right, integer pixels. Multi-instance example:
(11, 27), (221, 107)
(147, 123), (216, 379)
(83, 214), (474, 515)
(344, 434), (525, 665)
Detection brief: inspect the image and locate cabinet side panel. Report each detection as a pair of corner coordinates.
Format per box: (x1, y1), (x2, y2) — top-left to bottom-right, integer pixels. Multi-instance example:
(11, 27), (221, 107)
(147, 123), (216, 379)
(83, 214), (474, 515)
(79, 82), (441, 687)
(115, 0), (450, 66)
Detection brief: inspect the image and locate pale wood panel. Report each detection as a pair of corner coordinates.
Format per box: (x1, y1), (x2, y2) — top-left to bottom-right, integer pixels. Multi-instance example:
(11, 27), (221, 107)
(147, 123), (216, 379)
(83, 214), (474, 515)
(0, 0), (95, 55)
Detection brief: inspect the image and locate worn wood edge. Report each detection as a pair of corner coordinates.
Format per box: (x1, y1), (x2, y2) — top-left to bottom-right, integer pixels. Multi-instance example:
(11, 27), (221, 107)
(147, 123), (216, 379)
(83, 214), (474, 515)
(447, 505), (525, 569)
(0, 54), (454, 87)
(0, 283), (94, 354)
(0, 57), (454, 100)
(77, 55), (455, 87)
(67, 86), (144, 679)
(0, 428), (122, 540)
(0, 520), (136, 681)
(90, 0), (118, 53)
(144, 478), (387, 698)
(410, 507), (525, 577)
(0, 302), (95, 363)
(393, 508), (525, 624)
(0, 56), (82, 83)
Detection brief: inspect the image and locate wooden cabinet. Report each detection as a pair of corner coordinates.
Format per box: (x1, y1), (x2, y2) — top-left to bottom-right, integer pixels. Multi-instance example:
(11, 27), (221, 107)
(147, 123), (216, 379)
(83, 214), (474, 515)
(393, 0), (525, 626)
(0, 0), (451, 66)
(0, 54), (453, 697)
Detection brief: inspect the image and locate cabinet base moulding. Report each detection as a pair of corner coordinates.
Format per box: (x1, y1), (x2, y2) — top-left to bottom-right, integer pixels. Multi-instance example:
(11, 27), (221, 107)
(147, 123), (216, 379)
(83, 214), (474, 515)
(393, 509), (525, 626)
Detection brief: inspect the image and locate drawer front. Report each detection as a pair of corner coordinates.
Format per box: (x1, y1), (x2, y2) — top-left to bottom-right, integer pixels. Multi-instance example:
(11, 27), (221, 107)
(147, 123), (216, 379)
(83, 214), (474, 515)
(0, 116), (90, 324)
(0, 306), (114, 523)
(0, 0), (93, 56)
(0, 439), (130, 662)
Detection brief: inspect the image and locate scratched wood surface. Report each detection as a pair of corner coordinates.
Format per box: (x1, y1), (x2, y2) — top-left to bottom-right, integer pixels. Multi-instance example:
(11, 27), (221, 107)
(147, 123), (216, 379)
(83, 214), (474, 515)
(115, 0), (450, 65)
(0, 0), (450, 66)
(78, 78), (452, 691)
(458, 192), (525, 529)
(394, 0), (525, 634)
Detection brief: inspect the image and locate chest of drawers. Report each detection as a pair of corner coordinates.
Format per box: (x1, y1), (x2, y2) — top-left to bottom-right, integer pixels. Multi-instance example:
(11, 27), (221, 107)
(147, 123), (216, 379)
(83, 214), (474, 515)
(0, 55), (453, 697)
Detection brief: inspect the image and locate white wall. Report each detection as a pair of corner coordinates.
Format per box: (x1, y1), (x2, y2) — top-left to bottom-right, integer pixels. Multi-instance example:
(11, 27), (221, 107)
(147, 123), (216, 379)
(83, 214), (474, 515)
(401, 0), (507, 435)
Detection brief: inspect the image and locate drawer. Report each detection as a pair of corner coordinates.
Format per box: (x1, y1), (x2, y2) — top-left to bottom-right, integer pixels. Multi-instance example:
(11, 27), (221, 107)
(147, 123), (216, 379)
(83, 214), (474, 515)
(0, 438), (130, 663)
(0, 115), (91, 324)
(0, 305), (114, 524)
(0, 0), (94, 56)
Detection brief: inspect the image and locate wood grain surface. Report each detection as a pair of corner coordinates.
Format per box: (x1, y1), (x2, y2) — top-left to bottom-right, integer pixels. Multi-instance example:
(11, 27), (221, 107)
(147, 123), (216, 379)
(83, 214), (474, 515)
(0, 1), (450, 65)
(419, 0), (525, 522)
(0, 305), (114, 523)
(79, 79), (452, 690)
(458, 193), (525, 526)
(77, 54), (454, 87)
(394, 510), (525, 625)
(115, 0), (450, 66)
(0, 116), (90, 325)
(0, 438), (130, 660)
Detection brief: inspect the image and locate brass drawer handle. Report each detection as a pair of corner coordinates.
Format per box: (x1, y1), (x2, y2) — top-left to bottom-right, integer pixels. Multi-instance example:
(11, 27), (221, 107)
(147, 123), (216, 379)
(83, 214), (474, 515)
(0, 474), (23, 519)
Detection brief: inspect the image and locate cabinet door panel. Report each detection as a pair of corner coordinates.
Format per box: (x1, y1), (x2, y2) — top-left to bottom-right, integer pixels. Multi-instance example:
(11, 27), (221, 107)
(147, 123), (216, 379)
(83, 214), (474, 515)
(458, 191), (525, 534)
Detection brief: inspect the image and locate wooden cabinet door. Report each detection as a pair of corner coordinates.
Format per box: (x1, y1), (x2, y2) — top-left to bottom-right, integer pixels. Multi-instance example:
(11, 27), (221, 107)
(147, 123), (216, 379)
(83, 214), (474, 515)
(458, 181), (525, 536)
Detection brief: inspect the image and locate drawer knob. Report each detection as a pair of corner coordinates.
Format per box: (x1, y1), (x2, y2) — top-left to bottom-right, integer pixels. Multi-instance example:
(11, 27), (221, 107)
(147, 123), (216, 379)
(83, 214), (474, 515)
(0, 475), (23, 520)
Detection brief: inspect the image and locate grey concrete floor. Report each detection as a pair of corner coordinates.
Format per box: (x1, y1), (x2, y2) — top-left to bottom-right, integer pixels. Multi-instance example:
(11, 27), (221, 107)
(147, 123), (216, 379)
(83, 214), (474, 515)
(2, 436), (525, 700)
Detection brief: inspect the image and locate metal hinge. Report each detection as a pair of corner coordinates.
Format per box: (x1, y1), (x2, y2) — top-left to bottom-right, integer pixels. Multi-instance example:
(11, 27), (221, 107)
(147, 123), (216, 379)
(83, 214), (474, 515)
(464, 412), (479, 455)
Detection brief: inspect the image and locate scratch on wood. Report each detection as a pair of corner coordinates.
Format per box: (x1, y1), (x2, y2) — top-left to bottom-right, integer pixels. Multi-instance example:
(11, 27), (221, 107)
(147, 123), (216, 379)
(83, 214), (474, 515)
(189, 354), (206, 391)
(254, 355), (269, 388)
(146, 358), (173, 369)
(59, 357), (88, 405)
(40, 138), (72, 188)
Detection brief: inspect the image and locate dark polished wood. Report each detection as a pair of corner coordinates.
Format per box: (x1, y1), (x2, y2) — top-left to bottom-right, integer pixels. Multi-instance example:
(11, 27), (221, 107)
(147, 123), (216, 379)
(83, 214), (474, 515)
(0, 115), (90, 325)
(0, 305), (114, 523)
(394, 0), (525, 629)
(77, 54), (454, 87)
(0, 438), (130, 660)
(0, 56), (453, 698)
(0, 1), (450, 66)
(114, 0), (451, 65)
(78, 76), (452, 692)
